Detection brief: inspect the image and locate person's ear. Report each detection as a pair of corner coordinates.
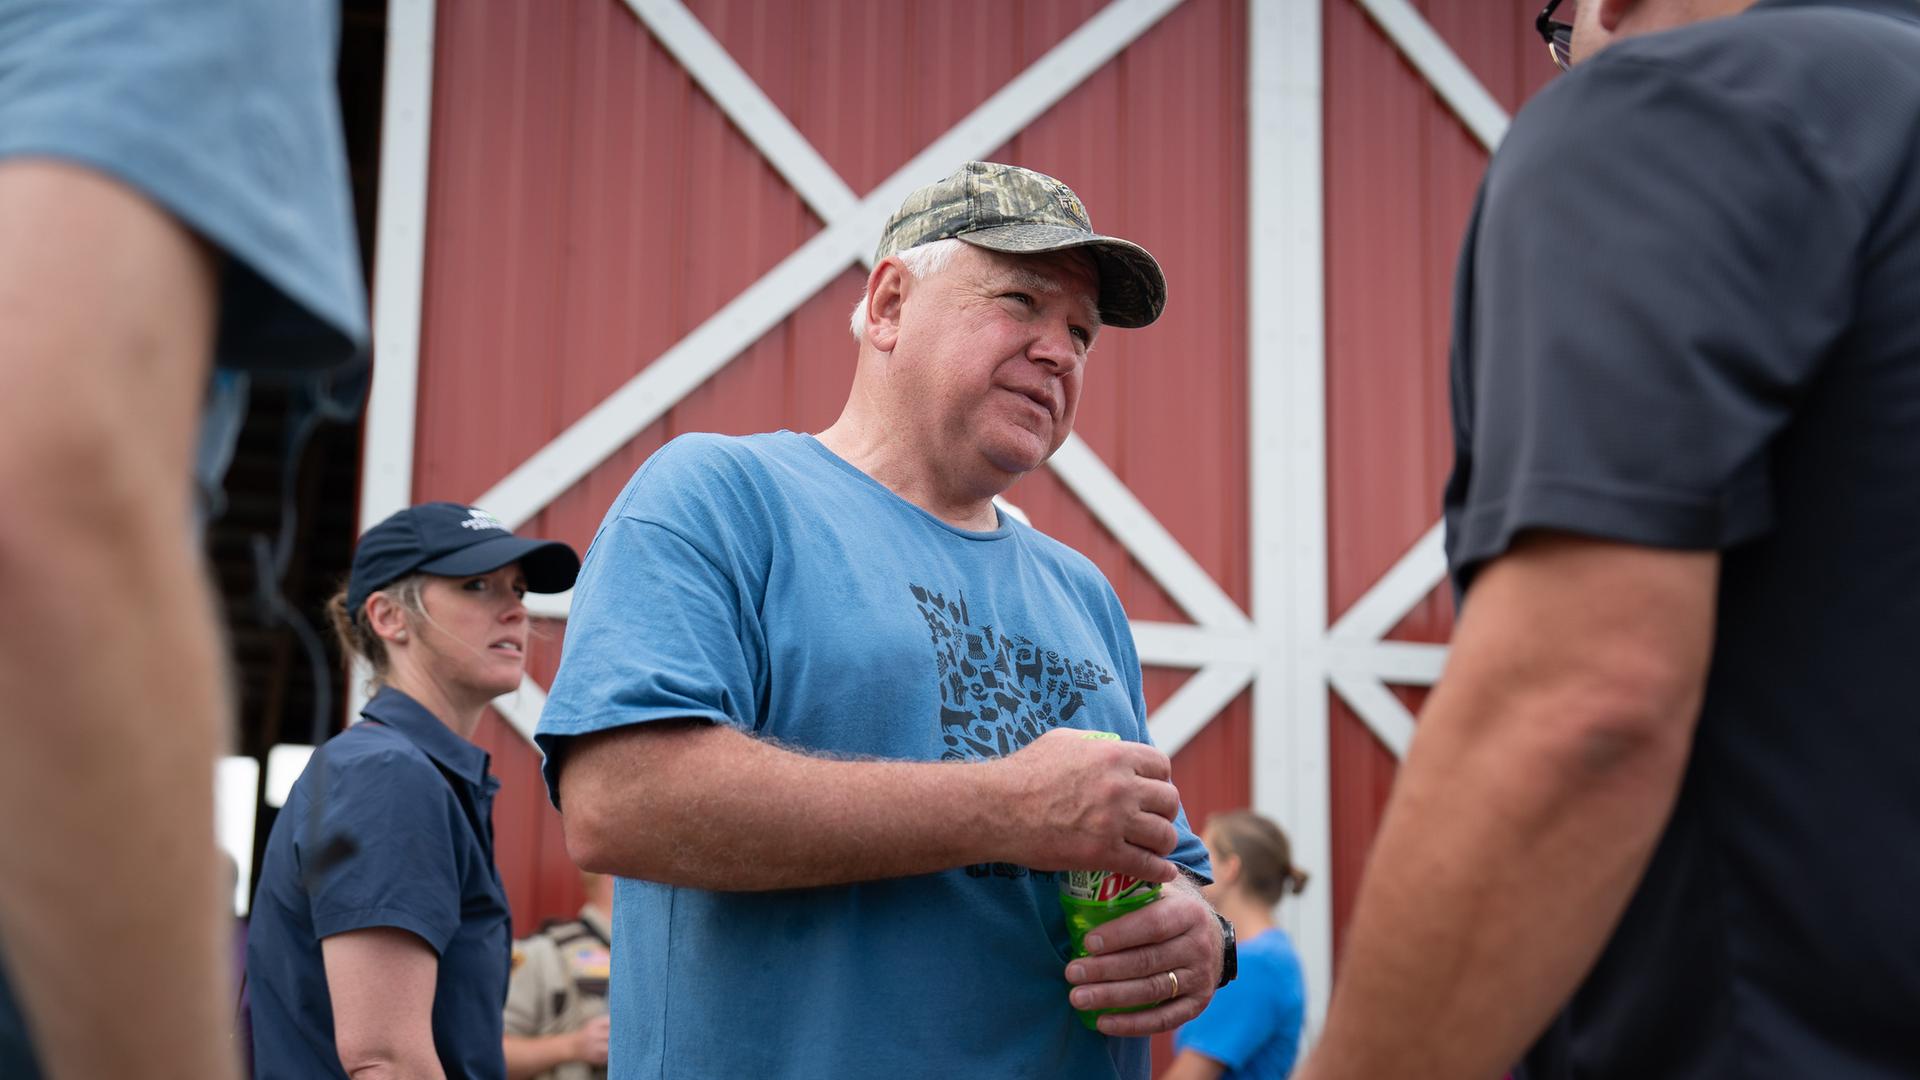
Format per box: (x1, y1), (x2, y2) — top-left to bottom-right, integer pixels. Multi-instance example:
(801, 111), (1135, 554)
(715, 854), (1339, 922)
(366, 591), (411, 646)
(863, 258), (910, 353)
(1596, 0), (1635, 32)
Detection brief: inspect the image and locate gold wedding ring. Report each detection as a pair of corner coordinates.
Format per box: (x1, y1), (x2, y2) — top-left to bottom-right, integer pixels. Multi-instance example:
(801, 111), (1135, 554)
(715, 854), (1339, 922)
(1166, 970), (1180, 1000)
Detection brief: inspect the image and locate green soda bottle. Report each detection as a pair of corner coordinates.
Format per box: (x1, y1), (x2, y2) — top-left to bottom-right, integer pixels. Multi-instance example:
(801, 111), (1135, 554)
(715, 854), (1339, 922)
(1059, 731), (1163, 1031)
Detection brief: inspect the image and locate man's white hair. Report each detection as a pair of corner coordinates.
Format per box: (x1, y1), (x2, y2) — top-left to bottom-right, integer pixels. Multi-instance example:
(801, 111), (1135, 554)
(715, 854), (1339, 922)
(848, 237), (966, 343)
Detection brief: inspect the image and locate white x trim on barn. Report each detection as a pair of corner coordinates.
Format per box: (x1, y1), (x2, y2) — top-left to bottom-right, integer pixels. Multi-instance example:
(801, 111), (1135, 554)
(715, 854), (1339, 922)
(360, 0), (1514, 1029)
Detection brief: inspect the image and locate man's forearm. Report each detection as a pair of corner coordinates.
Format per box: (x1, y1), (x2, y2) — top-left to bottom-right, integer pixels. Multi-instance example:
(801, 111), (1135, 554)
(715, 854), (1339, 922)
(0, 657), (235, 1080)
(1305, 694), (1686, 1077)
(0, 162), (235, 1080)
(0, 519), (237, 1080)
(562, 723), (1014, 888)
(1302, 538), (1714, 1079)
(559, 722), (1181, 891)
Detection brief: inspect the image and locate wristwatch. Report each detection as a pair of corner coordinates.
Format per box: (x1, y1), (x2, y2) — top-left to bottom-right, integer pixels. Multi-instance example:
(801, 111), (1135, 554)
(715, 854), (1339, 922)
(1214, 911), (1237, 988)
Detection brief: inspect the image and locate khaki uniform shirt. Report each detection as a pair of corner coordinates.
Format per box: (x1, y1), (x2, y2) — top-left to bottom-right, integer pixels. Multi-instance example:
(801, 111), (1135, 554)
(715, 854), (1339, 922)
(504, 905), (611, 1080)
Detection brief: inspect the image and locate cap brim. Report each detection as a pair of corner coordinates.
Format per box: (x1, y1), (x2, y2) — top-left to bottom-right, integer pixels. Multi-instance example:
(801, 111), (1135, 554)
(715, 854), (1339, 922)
(416, 535), (580, 595)
(958, 224), (1166, 328)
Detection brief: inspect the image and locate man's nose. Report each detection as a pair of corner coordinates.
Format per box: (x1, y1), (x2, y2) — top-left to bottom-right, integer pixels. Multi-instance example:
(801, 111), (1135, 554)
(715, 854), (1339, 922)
(1028, 319), (1083, 372)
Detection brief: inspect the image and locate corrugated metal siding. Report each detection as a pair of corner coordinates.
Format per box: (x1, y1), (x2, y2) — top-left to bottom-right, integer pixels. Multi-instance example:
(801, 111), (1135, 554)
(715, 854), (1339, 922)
(1322, 0), (1555, 955)
(408, 0), (1250, 982)
(690, 0), (1108, 195)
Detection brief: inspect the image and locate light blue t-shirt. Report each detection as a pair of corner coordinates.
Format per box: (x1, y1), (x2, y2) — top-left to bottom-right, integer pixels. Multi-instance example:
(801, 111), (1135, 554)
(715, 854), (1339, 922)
(537, 431), (1209, 1080)
(1173, 928), (1306, 1080)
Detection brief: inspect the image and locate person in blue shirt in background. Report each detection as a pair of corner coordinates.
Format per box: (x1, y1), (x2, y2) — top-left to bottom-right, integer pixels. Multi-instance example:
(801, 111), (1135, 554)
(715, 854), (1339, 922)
(1166, 812), (1309, 1080)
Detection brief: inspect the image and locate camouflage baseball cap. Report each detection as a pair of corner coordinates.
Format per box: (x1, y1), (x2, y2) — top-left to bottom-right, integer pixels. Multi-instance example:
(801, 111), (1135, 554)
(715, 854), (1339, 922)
(874, 161), (1167, 328)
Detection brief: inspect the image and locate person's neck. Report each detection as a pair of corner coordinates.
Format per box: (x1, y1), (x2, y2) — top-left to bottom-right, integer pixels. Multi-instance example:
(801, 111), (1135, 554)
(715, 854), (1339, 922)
(1611, 0), (1756, 41)
(815, 415), (1003, 531)
(384, 669), (490, 742)
(1215, 891), (1276, 938)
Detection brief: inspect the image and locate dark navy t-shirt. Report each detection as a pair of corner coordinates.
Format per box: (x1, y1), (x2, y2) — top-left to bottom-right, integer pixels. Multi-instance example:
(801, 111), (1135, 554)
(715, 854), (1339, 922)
(246, 687), (511, 1080)
(1445, 1), (1920, 1076)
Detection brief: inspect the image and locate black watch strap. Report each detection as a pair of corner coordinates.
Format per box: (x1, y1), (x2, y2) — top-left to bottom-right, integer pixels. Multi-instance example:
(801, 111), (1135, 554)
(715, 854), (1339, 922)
(1213, 911), (1237, 988)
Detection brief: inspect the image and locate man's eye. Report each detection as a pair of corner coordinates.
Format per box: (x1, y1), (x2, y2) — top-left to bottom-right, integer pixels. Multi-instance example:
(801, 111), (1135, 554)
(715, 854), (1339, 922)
(464, 579), (487, 591)
(1070, 327), (1090, 345)
(1004, 292), (1034, 306)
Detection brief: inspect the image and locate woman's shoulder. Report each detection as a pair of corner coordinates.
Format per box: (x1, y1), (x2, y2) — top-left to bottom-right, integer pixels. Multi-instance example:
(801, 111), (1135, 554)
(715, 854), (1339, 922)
(288, 726), (472, 856)
(1239, 929), (1308, 999)
(1243, 927), (1302, 962)
(311, 723), (449, 796)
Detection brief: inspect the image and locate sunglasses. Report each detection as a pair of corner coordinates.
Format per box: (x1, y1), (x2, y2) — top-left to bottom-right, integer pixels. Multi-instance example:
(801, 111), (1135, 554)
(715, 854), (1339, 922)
(1536, 0), (1575, 71)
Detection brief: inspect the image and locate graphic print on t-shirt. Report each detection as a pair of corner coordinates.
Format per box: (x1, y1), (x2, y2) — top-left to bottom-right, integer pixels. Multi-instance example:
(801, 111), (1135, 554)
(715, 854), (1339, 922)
(910, 582), (1116, 762)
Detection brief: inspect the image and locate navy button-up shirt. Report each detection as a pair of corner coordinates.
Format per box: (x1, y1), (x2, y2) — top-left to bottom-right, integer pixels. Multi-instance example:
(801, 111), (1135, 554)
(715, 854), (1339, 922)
(247, 687), (511, 1079)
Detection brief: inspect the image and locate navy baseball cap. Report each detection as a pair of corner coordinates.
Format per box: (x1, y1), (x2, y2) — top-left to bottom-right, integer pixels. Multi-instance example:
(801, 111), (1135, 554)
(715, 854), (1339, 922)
(346, 502), (580, 616)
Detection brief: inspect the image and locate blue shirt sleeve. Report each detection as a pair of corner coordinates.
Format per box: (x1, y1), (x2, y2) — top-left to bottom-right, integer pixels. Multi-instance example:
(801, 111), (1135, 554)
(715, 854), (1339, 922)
(299, 743), (464, 953)
(536, 437), (774, 804)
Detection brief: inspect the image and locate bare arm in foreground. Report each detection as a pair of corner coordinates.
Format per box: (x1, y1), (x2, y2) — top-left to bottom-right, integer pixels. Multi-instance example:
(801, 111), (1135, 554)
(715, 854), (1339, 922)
(0, 162), (236, 1080)
(1298, 534), (1716, 1079)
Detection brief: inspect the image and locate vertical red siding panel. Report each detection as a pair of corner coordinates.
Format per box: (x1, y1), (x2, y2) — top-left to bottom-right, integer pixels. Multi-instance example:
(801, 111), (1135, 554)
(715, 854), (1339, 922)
(1326, 0), (1456, 623)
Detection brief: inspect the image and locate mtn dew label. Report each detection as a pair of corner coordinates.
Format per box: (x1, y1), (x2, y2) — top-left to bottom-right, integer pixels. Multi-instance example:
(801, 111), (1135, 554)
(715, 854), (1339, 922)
(1059, 870), (1160, 905)
(1060, 871), (1163, 1030)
